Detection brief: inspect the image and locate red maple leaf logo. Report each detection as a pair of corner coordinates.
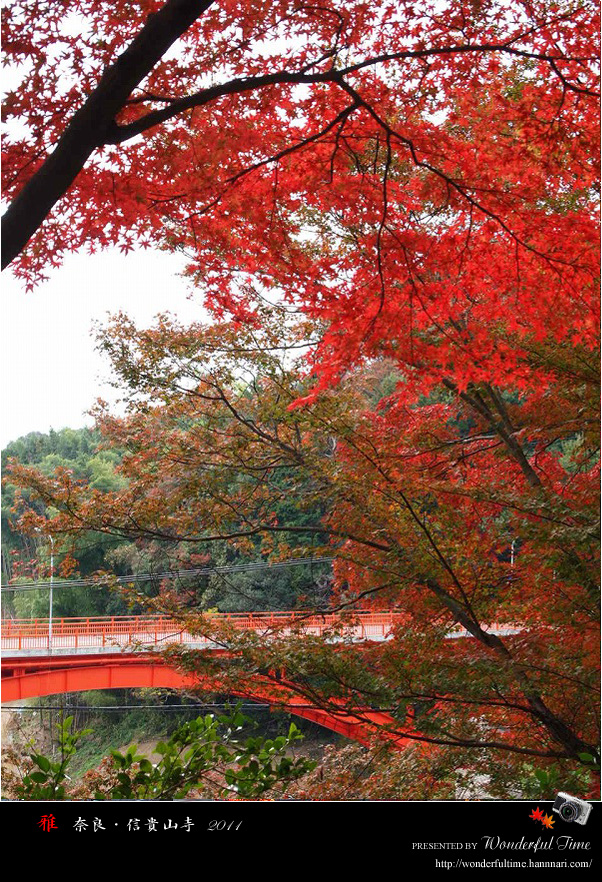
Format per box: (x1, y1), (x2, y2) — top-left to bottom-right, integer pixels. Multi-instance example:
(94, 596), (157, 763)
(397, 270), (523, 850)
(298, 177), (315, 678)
(529, 807), (545, 822)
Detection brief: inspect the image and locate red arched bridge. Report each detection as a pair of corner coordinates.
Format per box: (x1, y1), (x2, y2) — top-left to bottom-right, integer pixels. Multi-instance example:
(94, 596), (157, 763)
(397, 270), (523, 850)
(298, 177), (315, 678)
(1, 612), (516, 747)
(2, 611), (414, 746)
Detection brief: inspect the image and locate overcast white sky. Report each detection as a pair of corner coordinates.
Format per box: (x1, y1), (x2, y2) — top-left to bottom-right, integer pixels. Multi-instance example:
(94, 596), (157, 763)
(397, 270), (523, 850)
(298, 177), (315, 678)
(1, 248), (206, 449)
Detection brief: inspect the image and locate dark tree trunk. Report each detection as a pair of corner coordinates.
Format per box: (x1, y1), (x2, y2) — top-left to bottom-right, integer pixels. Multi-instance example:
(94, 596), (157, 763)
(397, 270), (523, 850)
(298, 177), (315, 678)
(1, 0), (214, 270)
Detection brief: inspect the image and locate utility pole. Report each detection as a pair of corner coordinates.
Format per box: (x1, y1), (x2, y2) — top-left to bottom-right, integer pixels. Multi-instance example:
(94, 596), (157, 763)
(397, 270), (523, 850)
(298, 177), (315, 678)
(35, 529), (54, 651)
(48, 533), (54, 651)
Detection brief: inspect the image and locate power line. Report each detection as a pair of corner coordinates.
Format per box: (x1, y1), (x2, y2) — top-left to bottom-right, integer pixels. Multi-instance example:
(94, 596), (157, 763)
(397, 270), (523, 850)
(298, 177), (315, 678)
(2, 703), (274, 712)
(1, 555), (335, 592)
(3, 702), (390, 713)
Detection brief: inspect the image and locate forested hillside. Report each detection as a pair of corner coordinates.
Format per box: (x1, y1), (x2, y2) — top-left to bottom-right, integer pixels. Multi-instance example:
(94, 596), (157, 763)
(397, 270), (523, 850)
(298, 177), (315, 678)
(2, 422), (337, 618)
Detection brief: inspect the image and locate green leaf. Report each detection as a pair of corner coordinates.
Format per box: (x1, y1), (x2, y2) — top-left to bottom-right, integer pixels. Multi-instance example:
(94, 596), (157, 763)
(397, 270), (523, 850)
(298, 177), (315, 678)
(32, 754), (51, 772)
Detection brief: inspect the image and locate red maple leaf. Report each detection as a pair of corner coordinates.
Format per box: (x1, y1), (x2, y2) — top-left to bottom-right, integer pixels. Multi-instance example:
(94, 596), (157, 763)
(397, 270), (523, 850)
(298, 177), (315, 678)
(529, 807), (545, 822)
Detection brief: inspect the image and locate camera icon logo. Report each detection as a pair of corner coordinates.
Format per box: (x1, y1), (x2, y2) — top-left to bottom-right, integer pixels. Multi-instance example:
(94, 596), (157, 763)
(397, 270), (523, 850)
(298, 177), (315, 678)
(552, 792), (592, 826)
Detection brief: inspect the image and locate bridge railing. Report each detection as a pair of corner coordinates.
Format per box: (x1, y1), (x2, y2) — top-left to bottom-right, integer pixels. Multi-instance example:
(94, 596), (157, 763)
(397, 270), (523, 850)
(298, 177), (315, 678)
(1, 611), (405, 652)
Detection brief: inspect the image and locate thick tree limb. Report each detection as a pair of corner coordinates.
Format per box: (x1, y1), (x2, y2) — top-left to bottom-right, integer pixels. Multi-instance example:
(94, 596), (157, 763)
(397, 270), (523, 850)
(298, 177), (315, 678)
(1, 0), (215, 270)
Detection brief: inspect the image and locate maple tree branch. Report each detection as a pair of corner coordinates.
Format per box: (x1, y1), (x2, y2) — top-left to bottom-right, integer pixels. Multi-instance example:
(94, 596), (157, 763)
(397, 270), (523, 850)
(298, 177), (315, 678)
(439, 381), (599, 604)
(223, 100), (362, 186)
(171, 638), (587, 760)
(110, 38), (598, 144)
(1, 0), (216, 270)
(441, 378), (543, 489)
(45, 497), (393, 553)
(105, 69), (346, 143)
(368, 130), (392, 333)
(322, 419), (482, 620)
(308, 458), (592, 757)
(305, 417), (598, 759)
(337, 80), (583, 272)
(421, 576), (598, 759)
